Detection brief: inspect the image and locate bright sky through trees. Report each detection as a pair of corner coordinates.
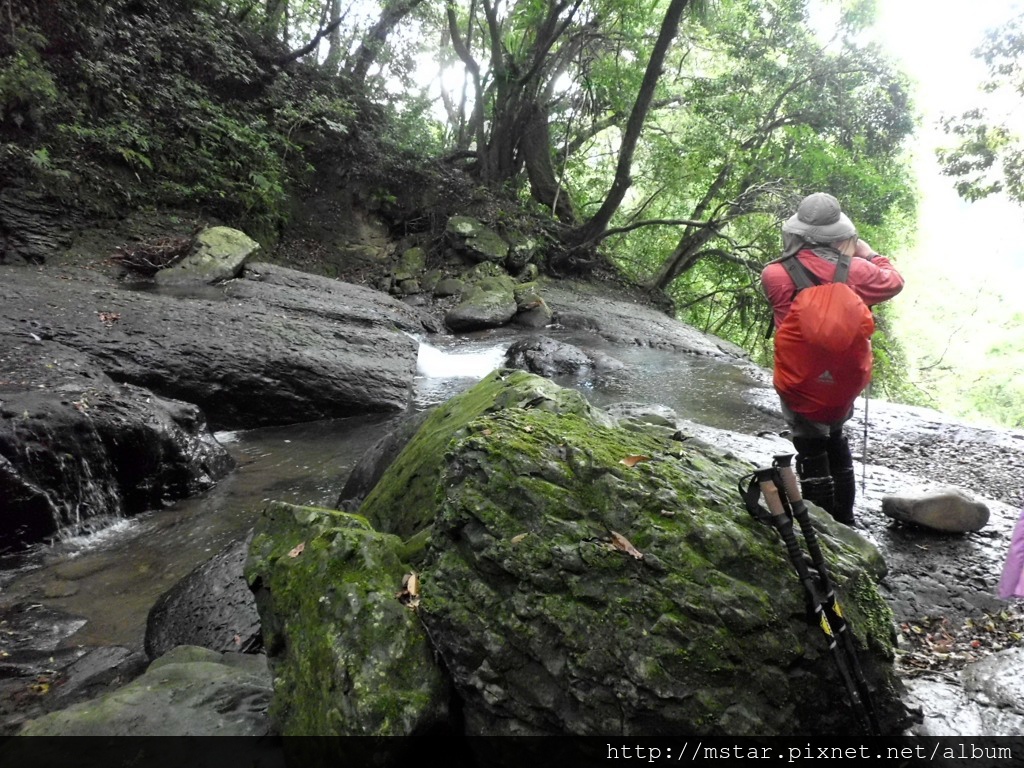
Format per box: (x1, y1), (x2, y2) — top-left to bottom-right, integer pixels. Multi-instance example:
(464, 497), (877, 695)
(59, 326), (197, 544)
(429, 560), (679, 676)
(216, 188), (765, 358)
(862, 0), (1024, 421)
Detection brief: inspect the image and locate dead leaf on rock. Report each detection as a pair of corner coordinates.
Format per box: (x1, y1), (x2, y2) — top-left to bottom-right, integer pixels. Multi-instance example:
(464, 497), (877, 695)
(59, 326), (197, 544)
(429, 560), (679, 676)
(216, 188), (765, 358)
(610, 530), (644, 560)
(619, 455), (650, 468)
(287, 542), (305, 558)
(397, 572), (421, 610)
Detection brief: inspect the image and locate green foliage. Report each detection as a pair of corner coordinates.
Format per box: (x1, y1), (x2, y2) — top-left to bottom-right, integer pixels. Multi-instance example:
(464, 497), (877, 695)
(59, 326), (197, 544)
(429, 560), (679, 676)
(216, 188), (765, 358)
(962, 315), (1024, 427)
(573, 0), (917, 397)
(3, 0), (365, 234)
(938, 9), (1024, 206)
(0, 27), (61, 130)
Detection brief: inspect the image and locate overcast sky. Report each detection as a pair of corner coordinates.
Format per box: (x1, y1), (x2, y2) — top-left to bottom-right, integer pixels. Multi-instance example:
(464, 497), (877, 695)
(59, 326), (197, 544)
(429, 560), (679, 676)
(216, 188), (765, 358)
(853, 1), (1024, 388)
(869, 1), (1024, 276)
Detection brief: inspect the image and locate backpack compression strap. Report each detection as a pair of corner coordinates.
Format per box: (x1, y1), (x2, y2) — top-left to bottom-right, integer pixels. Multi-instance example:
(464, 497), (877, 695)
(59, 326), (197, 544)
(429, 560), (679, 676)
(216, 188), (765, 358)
(779, 249), (852, 292)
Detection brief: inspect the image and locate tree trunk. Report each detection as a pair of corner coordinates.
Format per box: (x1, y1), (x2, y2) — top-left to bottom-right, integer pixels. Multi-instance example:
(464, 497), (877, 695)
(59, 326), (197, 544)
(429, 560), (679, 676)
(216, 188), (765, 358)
(322, 0), (343, 74)
(521, 102), (578, 224)
(348, 0), (425, 84)
(565, 0), (691, 248)
(648, 225), (720, 291)
(264, 0), (287, 41)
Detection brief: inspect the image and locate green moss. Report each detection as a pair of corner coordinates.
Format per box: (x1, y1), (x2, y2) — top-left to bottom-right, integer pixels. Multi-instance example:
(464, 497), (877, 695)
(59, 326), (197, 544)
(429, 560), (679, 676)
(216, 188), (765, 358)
(251, 372), (901, 735)
(358, 369), (608, 539)
(394, 372), (901, 733)
(246, 501), (447, 736)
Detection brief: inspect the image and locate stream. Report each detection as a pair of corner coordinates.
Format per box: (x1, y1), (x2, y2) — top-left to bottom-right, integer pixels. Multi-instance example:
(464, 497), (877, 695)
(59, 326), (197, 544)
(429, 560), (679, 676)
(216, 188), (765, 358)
(0, 329), (769, 656)
(4, 327), (1022, 737)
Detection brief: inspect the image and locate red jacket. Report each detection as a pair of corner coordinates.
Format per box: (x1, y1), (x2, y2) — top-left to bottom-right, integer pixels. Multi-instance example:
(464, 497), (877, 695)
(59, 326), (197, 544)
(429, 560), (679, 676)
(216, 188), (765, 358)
(760, 250), (904, 329)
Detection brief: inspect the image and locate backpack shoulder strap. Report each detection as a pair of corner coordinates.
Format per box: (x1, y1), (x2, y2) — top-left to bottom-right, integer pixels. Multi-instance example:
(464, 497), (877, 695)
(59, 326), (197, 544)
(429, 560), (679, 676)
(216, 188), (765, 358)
(778, 253), (820, 291)
(832, 250), (852, 285)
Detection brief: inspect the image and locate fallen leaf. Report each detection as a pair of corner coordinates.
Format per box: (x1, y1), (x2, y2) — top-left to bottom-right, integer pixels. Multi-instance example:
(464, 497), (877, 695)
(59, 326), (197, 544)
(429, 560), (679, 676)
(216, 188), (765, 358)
(405, 572), (420, 597)
(619, 455), (650, 468)
(609, 530), (644, 560)
(287, 542), (305, 558)
(397, 572), (421, 610)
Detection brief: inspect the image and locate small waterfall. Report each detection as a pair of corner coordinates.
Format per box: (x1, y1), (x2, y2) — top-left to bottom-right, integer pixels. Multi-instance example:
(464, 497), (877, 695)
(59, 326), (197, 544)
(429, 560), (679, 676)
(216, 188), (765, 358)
(414, 339), (510, 407)
(416, 340), (508, 379)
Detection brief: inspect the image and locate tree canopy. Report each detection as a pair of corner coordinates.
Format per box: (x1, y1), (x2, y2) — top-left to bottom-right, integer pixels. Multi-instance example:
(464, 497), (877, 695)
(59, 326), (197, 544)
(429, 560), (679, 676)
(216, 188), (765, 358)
(2, 0), (920, 398)
(937, 8), (1024, 206)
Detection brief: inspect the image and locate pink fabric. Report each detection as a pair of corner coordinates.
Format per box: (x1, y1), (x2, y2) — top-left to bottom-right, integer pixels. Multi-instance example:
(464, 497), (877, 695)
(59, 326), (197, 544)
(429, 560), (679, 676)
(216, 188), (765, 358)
(761, 251), (905, 329)
(998, 508), (1024, 600)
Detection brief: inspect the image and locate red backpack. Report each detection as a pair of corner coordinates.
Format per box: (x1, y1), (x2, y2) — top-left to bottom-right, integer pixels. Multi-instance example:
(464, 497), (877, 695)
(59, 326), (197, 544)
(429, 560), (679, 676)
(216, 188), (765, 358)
(772, 250), (875, 423)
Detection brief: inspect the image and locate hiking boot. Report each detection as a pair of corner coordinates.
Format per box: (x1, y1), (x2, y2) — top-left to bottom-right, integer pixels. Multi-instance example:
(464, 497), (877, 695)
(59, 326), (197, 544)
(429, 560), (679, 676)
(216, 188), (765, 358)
(800, 476), (835, 515)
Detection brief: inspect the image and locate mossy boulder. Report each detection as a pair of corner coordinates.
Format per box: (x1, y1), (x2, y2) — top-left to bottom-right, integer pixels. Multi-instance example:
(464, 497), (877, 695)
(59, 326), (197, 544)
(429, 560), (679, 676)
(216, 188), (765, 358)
(155, 226), (259, 285)
(360, 371), (905, 736)
(444, 264), (518, 331)
(252, 372), (906, 737)
(244, 502), (448, 736)
(445, 215), (509, 264)
(358, 370), (612, 541)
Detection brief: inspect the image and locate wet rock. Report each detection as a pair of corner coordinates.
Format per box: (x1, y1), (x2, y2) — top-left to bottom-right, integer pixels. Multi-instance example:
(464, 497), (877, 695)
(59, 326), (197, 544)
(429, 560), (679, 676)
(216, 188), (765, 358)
(543, 281), (751, 358)
(335, 409), (432, 512)
(18, 646), (273, 736)
(504, 335), (624, 378)
(0, 262), (423, 430)
(512, 300), (553, 328)
(145, 534), (262, 660)
(51, 646), (148, 705)
(0, 334), (234, 548)
(0, 185), (77, 264)
(433, 277), (464, 297)
(905, 647), (1024, 736)
(882, 489), (990, 533)
(245, 502), (449, 736)
(445, 268), (518, 332)
(504, 336), (596, 377)
(511, 284), (553, 328)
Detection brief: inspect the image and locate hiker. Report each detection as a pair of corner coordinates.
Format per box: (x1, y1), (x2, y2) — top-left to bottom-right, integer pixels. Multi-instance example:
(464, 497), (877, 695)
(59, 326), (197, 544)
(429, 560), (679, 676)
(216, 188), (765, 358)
(761, 193), (904, 526)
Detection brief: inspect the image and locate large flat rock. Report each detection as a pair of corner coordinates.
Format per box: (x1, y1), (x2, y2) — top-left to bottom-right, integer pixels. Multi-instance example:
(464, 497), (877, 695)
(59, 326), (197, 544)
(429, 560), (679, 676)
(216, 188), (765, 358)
(0, 262), (424, 429)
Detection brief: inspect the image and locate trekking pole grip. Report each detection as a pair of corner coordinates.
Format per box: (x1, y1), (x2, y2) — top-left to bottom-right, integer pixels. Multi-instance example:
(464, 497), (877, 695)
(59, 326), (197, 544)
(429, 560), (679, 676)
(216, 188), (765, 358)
(773, 454), (803, 504)
(756, 470), (787, 518)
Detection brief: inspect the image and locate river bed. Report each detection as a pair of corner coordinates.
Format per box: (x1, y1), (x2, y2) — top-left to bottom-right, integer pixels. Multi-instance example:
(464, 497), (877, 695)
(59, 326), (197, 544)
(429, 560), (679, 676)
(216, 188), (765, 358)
(1, 331), (767, 654)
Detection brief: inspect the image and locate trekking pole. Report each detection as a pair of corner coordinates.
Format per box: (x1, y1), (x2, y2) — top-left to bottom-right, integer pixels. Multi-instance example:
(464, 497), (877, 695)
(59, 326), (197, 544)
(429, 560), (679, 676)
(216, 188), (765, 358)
(772, 455), (881, 736)
(861, 383), (870, 497)
(752, 467), (878, 737)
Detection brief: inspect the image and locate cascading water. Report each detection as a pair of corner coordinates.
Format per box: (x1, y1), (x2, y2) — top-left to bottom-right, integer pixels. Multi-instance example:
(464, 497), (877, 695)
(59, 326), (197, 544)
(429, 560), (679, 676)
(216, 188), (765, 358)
(414, 337), (511, 407)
